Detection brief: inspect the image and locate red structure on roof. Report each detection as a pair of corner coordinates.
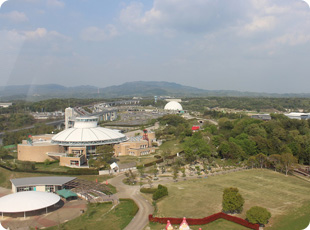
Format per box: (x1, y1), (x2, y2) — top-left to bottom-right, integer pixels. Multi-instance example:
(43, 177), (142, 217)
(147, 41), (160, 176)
(192, 126), (200, 131)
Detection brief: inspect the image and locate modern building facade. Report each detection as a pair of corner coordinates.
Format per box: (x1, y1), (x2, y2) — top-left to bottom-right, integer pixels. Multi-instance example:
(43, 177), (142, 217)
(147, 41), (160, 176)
(18, 116), (128, 167)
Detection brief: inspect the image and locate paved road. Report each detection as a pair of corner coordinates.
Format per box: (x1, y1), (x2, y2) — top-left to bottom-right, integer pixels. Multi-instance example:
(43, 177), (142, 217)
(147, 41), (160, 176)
(108, 174), (154, 230)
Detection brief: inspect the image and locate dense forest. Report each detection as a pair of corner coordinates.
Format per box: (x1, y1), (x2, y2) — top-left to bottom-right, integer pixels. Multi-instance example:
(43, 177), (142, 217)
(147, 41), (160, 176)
(0, 98), (104, 114)
(181, 97), (310, 112)
(156, 114), (310, 166)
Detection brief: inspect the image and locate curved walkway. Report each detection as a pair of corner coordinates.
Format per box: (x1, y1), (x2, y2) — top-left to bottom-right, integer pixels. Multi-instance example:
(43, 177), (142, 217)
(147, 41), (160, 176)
(108, 174), (154, 230)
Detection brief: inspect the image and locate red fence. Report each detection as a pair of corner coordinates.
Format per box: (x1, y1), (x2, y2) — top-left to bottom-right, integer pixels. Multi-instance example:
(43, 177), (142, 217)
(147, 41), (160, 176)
(149, 212), (260, 230)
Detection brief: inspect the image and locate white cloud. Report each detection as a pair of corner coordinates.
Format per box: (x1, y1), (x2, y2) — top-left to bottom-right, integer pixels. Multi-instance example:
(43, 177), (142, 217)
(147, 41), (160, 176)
(244, 16), (276, 32)
(0, 11), (28, 22)
(47, 0), (65, 8)
(273, 32), (310, 46)
(24, 28), (47, 39)
(80, 25), (118, 42)
(119, 0), (253, 35)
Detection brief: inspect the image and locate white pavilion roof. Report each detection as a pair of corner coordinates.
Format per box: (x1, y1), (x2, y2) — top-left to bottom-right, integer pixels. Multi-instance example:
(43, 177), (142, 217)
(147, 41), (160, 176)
(0, 191), (60, 213)
(52, 116), (128, 146)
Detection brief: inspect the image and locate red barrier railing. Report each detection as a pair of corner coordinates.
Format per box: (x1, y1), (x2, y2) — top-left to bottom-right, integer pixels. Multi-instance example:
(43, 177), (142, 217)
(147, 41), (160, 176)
(149, 212), (260, 230)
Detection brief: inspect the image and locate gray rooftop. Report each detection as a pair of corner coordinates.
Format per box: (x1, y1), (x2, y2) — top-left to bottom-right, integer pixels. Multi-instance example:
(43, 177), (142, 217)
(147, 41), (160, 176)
(10, 177), (76, 187)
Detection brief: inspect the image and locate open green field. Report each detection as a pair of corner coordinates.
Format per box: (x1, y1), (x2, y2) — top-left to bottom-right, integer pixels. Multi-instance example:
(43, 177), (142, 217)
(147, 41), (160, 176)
(148, 219), (251, 230)
(155, 169), (310, 230)
(46, 199), (138, 230)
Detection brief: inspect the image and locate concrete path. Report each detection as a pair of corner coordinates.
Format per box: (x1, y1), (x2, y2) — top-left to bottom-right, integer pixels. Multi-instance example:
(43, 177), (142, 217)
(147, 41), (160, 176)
(108, 174), (154, 230)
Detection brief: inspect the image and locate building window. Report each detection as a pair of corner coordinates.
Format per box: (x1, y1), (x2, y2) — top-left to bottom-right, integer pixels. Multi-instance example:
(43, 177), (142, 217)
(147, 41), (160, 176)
(45, 185), (54, 192)
(70, 160), (79, 166)
(17, 186), (35, 192)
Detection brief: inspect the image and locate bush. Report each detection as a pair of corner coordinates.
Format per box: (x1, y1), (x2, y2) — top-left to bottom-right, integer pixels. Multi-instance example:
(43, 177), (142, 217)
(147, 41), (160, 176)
(222, 187), (244, 213)
(246, 206), (271, 226)
(153, 184), (168, 200)
(140, 188), (157, 194)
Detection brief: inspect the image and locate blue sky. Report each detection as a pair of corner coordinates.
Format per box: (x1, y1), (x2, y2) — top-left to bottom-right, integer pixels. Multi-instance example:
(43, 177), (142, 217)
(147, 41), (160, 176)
(0, 0), (310, 93)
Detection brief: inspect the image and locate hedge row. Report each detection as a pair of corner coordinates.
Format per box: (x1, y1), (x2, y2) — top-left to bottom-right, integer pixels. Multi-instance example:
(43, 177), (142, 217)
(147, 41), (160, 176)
(149, 212), (259, 230)
(138, 152), (182, 168)
(140, 187), (157, 194)
(0, 163), (98, 175)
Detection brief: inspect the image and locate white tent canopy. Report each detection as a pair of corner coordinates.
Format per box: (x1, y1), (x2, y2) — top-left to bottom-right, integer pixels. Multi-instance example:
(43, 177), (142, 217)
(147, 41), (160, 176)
(0, 191), (60, 214)
(0, 223), (8, 230)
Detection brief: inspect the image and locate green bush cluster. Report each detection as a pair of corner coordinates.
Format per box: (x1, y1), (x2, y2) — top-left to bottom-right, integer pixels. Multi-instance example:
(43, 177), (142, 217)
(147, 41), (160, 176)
(222, 187), (244, 214)
(140, 187), (157, 194)
(152, 184), (168, 200)
(246, 206), (271, 226)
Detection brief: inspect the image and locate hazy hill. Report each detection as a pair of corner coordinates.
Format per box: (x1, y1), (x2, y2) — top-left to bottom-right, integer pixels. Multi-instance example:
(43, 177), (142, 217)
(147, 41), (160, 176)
(1, 81), (310, 101)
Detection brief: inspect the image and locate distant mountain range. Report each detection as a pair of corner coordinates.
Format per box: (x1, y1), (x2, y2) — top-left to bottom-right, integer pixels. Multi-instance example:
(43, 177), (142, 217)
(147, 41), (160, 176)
(0, 81), (310, 101)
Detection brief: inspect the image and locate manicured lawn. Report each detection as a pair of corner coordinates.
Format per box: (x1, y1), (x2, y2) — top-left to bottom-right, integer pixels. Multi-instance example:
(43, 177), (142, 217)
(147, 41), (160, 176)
(148, 219), (251, 230)
(35, 161), (69, 172)
(159, 139), (183, 154)
(46, 199), (138, 230)
(155, 169), (310, 230)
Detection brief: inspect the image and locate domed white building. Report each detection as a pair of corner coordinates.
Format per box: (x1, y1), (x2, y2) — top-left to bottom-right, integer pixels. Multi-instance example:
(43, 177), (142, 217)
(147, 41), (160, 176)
(18, 116), (128, 167)
(52, 117), (127, 146)
(164, 101), (183, 111)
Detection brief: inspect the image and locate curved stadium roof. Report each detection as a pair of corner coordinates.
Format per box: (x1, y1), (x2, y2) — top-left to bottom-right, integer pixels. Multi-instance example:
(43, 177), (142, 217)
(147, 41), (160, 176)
(0, 191), (60, 213)
(52, 116), (128, 146)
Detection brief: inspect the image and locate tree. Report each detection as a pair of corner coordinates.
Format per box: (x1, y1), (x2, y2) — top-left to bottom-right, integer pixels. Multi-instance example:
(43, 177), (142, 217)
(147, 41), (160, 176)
(247, 156), (257, 169)
(222, 187), (244, 213)
(281, 153), (297, 176)
(256, 153), (267, 168)
(161, 148), (171, 166)
(246, 206), (271, 226)
(268, 154), (282, 171)
(183, 132), (210, 162)
(96, 145), (114, 162)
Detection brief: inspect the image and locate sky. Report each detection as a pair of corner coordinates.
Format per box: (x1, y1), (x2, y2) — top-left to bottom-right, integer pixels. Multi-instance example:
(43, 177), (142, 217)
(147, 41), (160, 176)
(0, 0), (310, 94)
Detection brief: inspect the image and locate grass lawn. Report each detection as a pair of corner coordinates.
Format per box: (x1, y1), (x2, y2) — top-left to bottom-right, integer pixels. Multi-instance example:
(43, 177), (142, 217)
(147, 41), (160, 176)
(35, 161), (69, 172)
(46, 199), (138, 230)
(155, 169), (310, 230)
(148, 218), (251, 230)
(158, 139), (183, 154)
(117, 155), (156, 165)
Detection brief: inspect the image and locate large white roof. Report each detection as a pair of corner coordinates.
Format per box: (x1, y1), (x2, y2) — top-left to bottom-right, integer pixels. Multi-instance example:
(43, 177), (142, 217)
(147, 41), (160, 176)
(52, 116), (128, 146)
(11, 177), (75, 187)
(164, 101), (183, 111)
(0, 191), (60, 213)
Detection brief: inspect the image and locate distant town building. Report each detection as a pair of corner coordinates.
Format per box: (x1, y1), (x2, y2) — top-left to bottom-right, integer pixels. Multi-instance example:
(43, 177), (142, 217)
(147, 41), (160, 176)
(0, 102), (12, 108)
(192, 126), (200, 132)
(284, 112), (310, 120)
(251, 114), (272, 121)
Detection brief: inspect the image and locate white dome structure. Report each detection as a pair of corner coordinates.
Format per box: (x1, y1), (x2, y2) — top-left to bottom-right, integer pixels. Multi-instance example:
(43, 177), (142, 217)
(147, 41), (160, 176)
(0, 191), (60, 214)
(164, 101), (183, 111)
(52, 116), (128, 146)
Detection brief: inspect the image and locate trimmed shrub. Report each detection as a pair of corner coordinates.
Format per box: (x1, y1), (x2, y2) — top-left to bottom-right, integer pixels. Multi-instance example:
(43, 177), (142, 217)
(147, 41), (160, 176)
(246, 206), (271, 226)
(153, 184), (168, 200)
(222, 187), (244, 213)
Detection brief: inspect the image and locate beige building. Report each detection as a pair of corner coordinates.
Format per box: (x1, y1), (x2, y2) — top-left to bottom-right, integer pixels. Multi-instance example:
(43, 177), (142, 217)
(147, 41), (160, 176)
(114, 132), (157, 157)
